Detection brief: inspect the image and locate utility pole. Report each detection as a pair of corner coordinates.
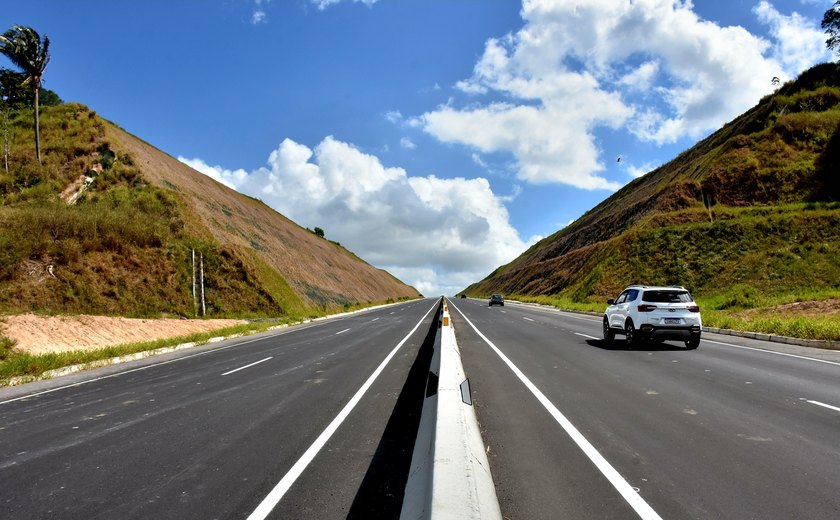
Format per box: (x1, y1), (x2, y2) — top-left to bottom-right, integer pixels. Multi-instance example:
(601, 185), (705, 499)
(199, 252), (206, 317)
(1, 95), (8, 175)
(701, 188), (714, 223)
(191, 249), (197, 317)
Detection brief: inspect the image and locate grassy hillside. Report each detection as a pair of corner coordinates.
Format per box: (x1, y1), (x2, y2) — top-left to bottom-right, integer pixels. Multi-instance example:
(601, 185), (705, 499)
(464, 63), (840, 340)
(0, 103), (418, 319)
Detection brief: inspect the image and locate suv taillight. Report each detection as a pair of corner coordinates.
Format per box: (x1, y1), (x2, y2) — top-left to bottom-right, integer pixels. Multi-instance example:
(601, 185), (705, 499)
(638, 304), (657, 312)
(687, 305), (700, 313)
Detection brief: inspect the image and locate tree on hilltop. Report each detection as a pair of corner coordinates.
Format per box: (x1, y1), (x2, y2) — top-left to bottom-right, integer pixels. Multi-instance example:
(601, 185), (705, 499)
(0, 68), (61, 108)
(0, 25), (51, 163)
(824, 1), (840, 56)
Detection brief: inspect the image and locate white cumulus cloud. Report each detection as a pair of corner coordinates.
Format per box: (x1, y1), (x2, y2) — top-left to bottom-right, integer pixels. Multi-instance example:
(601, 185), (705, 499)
(420, 0), (831, 190)
(179, 136), (534, 295)
(754, 1), (833, 73)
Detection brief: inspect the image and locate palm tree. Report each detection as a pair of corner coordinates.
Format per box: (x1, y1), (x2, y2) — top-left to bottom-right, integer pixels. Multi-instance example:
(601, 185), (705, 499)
(824, 1), (840, 55)
(0, 25), (50, 163)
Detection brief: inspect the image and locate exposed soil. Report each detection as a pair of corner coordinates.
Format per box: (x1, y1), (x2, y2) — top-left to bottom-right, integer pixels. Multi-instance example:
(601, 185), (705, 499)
(1, 314), (247, 356)
(732, 299), (840, 319)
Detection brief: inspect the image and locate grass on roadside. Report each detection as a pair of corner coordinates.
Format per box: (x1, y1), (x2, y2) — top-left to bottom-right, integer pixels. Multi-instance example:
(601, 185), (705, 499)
(701, 311), (840, 342)
(509, 294), (604, 314)
(505, 294), (840, 343)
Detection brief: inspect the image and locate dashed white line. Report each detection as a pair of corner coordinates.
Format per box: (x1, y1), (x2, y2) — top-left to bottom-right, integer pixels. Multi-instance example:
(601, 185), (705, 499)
(335, 328), (351, 335)
(221, 357), (272, 376)
(0, 331), (296, 406)
(806, 400), (840, 413)
(246, 299), (440, 520)
(575, 332), (599, 340)
(450, 301), (663, 520)
(370, 317), (380, 322)
(523, 317), (535, 322)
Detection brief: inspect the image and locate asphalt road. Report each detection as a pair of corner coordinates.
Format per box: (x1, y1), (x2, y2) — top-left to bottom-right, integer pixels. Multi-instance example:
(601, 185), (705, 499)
(0, 298), (441, 520)
(449, 298), (840, 519)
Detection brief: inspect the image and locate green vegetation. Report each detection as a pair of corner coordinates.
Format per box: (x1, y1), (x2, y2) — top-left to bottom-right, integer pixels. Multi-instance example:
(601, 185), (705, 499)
(1, 68), (61, 109)
(0, 334), (15, 362)
(702, 312), (840, 342)
(0, 321), (282, 382)
(0, 102), (355, 319)
(0, 25), (51, 162)
(824, 1), (840, 56)
(466, 64), (840, 343)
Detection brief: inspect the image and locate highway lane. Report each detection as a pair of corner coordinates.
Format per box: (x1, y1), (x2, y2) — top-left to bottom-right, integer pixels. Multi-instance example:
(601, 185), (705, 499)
(0, 298), (440, 519)
(449, 298), (840, 519)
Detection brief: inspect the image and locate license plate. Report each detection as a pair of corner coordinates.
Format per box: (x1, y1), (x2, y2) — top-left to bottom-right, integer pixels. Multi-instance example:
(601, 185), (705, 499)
(664, 318), (681, 324)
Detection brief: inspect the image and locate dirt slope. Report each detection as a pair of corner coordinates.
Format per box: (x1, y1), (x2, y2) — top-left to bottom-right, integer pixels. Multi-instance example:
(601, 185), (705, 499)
(3, 314), (246, 355)
(105, 124), (419, 307)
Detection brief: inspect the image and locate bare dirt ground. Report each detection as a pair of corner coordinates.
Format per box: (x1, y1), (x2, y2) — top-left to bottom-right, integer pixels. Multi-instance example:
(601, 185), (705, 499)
(1, 314), (248, 356)
(733, 299), (840, 319)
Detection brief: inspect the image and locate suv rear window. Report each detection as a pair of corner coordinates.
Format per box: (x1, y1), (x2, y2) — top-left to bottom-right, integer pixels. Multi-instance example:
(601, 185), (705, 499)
(642, 290), (692, 303)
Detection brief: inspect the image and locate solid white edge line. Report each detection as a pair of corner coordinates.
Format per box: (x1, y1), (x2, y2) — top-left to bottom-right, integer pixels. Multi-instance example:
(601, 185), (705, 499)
(0, 300), (433, 406)
(702, 340), (840, 367)
(335, 328), (351, 335)
(221, 357), (273, 376)
(246, 299), (440, 520)
(807, 400), (840, 413)
(449, 300), (663, 520)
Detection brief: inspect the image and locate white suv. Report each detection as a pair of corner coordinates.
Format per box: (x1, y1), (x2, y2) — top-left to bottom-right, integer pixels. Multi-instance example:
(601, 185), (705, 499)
(603, 285), (702, 349)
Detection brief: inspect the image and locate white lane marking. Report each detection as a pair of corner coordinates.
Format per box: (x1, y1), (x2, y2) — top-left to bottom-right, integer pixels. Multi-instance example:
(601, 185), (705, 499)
(221, 357), (273, 376)
(806, 400), (840, 413)
(370, 318), (380, 322)
(450, 301), (663, 520)
(500, 310), (507, 314)
(504, 302), (600, 322)
(0, 331), (296, 406)
(575, 332), (599, 340)
(523, 317), (535, 322)
(702, 339), (840, 367)
(335, 328), (351, 335)
(247, 299), (440, 520)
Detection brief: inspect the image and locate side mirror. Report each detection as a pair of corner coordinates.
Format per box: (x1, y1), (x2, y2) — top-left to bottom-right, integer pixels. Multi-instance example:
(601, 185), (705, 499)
(607, 299), (615, 305)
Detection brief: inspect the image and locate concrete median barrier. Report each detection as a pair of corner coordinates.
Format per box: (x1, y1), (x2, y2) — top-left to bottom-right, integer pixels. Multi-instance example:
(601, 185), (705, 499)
(401, 301), (501, 520)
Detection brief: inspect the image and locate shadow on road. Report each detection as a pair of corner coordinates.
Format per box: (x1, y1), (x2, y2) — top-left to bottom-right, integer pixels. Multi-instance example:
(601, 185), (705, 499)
(585, 339), (687, 351)
(346, 301), (441, 519)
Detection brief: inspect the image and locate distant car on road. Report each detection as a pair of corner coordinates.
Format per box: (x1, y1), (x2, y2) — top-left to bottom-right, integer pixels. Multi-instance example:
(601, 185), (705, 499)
(603, 285), (701, 349)
(489, 294), (504, 307)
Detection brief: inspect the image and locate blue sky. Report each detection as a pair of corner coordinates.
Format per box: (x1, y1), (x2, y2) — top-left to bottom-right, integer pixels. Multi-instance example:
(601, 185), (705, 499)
(2, 0), (836, 296)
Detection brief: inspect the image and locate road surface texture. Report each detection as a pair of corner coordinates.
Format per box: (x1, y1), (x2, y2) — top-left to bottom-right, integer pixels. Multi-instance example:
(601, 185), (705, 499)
(449, 298), (840, 520)
(0, 298), (440, 519)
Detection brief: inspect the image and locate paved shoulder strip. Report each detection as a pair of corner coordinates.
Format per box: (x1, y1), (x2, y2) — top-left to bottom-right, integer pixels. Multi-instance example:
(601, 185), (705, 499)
(247, 299), (440, 520)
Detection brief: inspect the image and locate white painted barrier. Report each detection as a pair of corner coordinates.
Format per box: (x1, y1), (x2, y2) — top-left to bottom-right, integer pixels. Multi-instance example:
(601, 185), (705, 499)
(401, 301), (502, 520)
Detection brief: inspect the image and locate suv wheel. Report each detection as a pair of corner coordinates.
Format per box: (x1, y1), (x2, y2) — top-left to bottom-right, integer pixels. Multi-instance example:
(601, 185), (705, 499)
(603, 318), (615, 342)
(625, 320), (639, 348)
(685, 335), (700, 350)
